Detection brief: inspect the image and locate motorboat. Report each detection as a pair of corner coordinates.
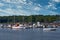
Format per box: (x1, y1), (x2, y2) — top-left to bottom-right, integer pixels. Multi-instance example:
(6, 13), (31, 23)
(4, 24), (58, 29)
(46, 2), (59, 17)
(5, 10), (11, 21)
(43, 28), (57, 31)
(43, 25), (57, 31)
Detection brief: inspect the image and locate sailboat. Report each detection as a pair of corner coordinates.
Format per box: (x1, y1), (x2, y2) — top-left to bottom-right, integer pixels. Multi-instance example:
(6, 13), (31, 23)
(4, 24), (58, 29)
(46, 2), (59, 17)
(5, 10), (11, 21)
(12, 23), (24, 29)
(11, 15), (25, 29)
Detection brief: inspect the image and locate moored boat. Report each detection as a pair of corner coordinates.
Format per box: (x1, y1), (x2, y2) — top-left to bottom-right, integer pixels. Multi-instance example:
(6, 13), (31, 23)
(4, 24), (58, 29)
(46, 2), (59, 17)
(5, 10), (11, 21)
(43, 28), (57, 31)
(43, 25), (57, 31)
(11, 23), (25, 29)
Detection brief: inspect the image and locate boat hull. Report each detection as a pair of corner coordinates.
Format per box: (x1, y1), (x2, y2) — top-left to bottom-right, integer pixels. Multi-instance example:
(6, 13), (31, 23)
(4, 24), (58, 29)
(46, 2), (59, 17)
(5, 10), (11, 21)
(43, 28), (57, 31)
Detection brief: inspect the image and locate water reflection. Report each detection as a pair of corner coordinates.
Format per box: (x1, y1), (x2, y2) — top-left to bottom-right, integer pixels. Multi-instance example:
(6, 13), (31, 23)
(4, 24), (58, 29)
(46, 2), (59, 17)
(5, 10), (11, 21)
(0, 28), (60, 40)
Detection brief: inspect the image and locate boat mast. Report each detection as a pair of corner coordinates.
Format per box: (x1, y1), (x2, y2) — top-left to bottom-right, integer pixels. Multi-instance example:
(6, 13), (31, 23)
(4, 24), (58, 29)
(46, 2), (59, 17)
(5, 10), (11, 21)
(23, 16), (24, 24)
(14, 15), (15, 24)
(14, 11), (16, 24)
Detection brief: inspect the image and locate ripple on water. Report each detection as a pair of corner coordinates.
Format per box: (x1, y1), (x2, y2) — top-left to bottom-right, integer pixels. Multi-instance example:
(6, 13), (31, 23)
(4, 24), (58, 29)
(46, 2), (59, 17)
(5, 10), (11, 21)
(0, 28), (60, 40)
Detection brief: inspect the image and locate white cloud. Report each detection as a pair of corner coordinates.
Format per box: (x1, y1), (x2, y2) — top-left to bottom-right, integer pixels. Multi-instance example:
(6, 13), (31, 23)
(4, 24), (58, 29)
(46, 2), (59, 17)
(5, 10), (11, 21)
(0, 3), (4, 7)
(0, 0), (58, 16)
(33, 6), (40, 11)
(3, 0), (10, 2)
(45, 2), (57, 10)
(22, 0), (26, 2)
(28, 1), (33, 5)
(0, 13), (9, 16)
(0, 8), (26, 16)
(2, 0), (27, 4)
(0, 0), (41, 16)
(48, 2), (53, 7)
(52, 0), (60, 2)
(17, 6), (22, 9)
(38, 4), (42, 7)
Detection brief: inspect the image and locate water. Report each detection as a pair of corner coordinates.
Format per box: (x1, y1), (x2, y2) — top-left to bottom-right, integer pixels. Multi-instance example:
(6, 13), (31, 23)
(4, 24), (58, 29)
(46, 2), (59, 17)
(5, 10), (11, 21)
(0, 28), (60, 40)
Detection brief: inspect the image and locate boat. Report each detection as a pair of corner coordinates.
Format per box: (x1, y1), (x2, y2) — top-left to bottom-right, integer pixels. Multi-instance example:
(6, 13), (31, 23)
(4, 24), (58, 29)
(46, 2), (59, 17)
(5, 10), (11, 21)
(43, 25), (57, 31)
(12, 24), (21, 29)
(43, 28), (57, 31)
(25, 25), (33, 29)
(12, 23), (25, 29)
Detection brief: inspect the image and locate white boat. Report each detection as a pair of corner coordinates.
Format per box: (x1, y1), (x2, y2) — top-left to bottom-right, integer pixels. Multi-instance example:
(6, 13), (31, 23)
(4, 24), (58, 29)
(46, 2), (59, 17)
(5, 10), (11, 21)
(43, 28), (57, 31)
(43, 25), (57, 31)
(12, 26), (22, 29)
(11, 26), (22, 30)
(12, 24), (25, 29)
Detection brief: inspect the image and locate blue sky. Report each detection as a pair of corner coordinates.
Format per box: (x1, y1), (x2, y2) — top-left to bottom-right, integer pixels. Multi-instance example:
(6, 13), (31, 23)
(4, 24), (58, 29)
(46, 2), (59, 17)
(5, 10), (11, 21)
(0, 0), (60, 16)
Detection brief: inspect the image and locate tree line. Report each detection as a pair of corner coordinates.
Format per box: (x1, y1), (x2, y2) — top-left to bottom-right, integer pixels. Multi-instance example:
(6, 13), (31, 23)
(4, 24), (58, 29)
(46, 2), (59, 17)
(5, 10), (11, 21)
(0, 15), (60, 23)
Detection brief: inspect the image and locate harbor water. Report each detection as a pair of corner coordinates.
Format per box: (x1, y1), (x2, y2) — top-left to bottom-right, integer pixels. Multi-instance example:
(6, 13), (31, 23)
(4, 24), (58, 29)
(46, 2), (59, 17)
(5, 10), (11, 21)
(0, 28), (60, 40)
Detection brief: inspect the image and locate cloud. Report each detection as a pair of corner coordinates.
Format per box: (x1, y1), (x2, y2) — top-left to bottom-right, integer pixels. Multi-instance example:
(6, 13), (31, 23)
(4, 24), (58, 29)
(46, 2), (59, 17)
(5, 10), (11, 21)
(27, 1), (33, 5)
(33, 6), (40, 11)
(52, 0), (60, 2)
(3, 0), (10, 2)
(17, 6), (22, 9)
(0, 0), (41, 16)
(0, 3), (4, 7)
(38, 4), (42, 7)
(0, 0), (59, 16)
(2, 0), (27, 4)
(0, 8), (27, 16)
(45, 2), (57, 10)
(0, 13), (9, 16)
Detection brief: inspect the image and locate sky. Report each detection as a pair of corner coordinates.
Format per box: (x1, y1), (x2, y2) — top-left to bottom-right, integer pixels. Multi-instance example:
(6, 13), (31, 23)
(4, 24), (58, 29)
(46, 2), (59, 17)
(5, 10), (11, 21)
(0, 0), (60, 16)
